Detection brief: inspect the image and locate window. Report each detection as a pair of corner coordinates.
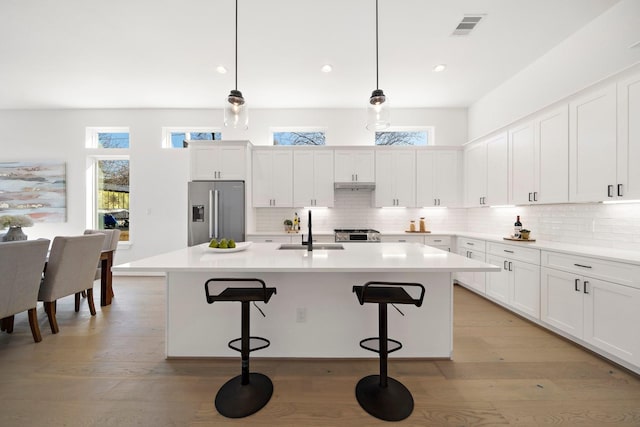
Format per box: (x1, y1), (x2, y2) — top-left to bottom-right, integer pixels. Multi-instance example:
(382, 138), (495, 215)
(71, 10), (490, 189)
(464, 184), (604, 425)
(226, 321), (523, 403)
(272, 129), (326, 146)
(374, 128), (433, 146)
(162, 128), (222, 148)
(87, 127), (130, 242)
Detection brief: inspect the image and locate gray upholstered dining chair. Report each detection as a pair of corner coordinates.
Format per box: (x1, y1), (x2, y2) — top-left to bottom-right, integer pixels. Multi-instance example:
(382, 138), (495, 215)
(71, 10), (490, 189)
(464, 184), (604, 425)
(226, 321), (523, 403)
(38, 234), (105, 334)
(83, 228), (120, 277)
(0, 239), (50, 342)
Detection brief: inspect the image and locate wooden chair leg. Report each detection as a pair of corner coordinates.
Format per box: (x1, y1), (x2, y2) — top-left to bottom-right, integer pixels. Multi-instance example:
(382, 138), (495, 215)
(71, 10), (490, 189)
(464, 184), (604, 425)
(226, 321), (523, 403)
(0, 316), (6, 331)
(28, 308), (42, 343)
(81, 290), (86, 298)
(86, 288), (97, 316)
(44, 301), (59, 334)
(75, 293), (81, 312)
(1, 316), (15, 333)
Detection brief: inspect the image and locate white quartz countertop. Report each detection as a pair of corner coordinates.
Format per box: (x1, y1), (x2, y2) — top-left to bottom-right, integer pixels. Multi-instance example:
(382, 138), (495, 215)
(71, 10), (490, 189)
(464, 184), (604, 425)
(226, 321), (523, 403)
(113, 242), (500, 274)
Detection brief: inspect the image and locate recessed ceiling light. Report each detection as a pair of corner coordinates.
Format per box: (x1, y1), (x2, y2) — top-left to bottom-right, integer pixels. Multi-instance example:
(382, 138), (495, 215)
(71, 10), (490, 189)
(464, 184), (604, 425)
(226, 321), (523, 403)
(216, 65), (228, 74)
(321, 64), (333, 73)
(433, 64), (447, 72)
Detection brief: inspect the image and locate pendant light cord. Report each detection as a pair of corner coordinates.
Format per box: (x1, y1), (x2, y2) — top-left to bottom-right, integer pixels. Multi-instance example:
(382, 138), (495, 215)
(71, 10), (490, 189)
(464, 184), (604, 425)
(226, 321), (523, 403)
(235, 0), (238, 91)
(375, 0), (379, 90)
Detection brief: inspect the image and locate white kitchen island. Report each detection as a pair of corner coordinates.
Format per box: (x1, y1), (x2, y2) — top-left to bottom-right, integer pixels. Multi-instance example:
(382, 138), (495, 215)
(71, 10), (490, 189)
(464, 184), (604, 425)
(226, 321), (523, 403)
(113, 242), (499, 359)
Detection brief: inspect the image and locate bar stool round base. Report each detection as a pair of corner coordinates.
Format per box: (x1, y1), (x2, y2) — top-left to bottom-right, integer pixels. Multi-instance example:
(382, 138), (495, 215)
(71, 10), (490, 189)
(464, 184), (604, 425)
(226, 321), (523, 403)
(355, 375), (414, 421)
(215, 373), (273, 418)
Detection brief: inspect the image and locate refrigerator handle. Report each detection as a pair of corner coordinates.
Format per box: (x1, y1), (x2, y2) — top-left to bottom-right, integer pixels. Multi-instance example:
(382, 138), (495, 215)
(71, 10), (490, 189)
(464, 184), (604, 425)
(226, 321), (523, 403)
(209, 190), (219, 239)
(214, 189), (220, 239)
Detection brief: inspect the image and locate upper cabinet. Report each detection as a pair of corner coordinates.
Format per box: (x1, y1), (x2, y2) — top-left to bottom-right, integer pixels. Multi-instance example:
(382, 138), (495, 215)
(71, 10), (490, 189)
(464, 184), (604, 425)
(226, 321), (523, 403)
(252, 148), (293, 208)
(617, 72), (640, 200)
(189, 141), (248, 181)
(569, 83), (617, 202)
(293, 150), (334, 207)
(375, 149), (416, 207)
(464, 132), (508, 207)
(334, 149), (375, 183)
(509, 105), (569, 205)
(416, 149), (460, 207)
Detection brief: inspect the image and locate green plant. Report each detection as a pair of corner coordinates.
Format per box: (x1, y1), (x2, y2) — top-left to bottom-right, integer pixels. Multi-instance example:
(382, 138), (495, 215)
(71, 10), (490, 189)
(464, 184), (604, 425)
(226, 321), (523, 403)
(0, 214), (34, 229)
(283, 219), (293, 226)
(520, 229), (530, 233)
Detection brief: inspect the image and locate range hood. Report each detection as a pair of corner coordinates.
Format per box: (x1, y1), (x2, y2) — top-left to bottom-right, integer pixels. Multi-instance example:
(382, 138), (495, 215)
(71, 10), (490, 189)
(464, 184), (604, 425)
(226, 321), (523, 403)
(334, 182), (376, 190)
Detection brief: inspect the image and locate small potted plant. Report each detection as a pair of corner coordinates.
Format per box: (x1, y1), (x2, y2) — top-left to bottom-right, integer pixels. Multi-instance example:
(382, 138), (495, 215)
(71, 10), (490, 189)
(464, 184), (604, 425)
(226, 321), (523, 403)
(520, 229), (531, 240)
(283, 219), (293, 232)
(0, 214), (34, 241)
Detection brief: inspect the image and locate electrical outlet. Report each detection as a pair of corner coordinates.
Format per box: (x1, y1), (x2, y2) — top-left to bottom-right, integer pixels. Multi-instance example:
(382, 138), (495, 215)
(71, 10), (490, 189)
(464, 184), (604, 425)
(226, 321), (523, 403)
(296, 307), (307, 323)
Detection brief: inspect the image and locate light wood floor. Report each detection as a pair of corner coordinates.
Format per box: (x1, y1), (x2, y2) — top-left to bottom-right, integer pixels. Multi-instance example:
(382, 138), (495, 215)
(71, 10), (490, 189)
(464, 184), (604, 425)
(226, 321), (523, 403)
(1, 277), (640, 426)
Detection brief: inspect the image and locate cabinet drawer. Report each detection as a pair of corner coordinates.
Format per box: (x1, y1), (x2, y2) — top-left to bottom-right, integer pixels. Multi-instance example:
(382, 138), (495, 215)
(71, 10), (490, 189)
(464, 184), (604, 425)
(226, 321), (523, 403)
(487, 242), (540, 265)
(425, 236), (451, 246)
(381, 234), (424, 243)
(246, 235), (291, 243)
(542, 251), (640, 288)
(457, 237), (486, 252)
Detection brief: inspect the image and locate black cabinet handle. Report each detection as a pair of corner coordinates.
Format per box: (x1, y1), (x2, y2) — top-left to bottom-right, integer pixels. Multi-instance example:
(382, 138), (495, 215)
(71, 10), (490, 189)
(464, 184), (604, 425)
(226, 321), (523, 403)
(574, 278), (580, 292)
(529, 192), (532, 202)
(466, 242), (475, 246)
(504, 260), (508, 270)
(583, 281), (589, 294)
(618, 184), (623, 197)
(574, 263), (592, 269)
(504, 249), (514, 253)
(608, 185), (614, 197)
(533, 192), (538, 201)
(508, 261), (513, 272)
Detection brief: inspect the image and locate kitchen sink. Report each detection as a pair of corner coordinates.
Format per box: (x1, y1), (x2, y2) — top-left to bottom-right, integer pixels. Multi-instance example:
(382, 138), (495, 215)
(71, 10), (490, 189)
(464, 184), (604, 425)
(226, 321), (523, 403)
(277, 243), (344, 250)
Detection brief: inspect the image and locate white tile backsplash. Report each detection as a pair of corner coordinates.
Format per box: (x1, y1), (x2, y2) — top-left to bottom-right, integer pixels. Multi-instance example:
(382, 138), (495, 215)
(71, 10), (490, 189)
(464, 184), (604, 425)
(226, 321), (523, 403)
(255, 195), (640, 251)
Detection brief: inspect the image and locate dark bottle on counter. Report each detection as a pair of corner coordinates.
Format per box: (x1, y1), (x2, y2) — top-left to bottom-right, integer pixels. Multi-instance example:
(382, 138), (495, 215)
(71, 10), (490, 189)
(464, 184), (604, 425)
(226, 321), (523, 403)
(514, 215), (522, 238)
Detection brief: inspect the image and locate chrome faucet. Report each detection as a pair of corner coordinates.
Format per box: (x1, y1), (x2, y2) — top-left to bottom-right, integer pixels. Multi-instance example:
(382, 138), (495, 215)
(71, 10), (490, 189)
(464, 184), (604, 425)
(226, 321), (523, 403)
(301, 210), (313, 251)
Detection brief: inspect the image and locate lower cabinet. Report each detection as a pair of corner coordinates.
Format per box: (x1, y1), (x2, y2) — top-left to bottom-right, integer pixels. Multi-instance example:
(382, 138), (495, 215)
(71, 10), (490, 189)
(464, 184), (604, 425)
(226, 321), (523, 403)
(541, 266), (640, 367)
(455, 237), (487, 294)
(247, 234), (292, 243)
(381, 234), (424, 243)
(425, 236), (451, 252)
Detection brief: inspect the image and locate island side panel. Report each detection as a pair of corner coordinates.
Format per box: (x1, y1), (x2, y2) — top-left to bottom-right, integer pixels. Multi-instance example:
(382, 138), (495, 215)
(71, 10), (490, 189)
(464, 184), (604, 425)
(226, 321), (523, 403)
(166, 271), (452, 358)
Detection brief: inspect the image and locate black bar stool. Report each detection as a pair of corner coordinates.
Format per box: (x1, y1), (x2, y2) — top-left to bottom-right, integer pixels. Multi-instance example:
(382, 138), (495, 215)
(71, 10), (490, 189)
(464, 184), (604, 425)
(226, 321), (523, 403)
(352, 281), (426, 421)
(205, 278), (277, 418)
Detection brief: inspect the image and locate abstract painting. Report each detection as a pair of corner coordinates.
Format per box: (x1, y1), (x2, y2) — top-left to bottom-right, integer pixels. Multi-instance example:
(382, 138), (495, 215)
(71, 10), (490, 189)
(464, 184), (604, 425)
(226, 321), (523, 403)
(0, 161), (66, 222)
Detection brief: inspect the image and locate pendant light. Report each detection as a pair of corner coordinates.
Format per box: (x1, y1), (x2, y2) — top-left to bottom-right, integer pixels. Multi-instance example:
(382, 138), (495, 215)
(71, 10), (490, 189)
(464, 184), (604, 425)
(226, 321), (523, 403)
(366, 0), (390, 131)
(224, 0), (248, 129)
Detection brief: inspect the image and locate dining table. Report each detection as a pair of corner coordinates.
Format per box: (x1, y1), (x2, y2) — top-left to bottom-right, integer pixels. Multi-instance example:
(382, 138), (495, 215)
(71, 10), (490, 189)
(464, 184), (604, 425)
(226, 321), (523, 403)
(99, 249), (115, 306)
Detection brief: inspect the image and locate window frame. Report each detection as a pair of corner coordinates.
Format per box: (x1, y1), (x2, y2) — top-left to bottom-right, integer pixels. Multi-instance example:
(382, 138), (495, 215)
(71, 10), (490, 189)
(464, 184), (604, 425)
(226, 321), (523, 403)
(161, 127), (223, 148)
(270, 127), (327, 146)
(374, 126), (435, 146)
(85, 127), (131, 149)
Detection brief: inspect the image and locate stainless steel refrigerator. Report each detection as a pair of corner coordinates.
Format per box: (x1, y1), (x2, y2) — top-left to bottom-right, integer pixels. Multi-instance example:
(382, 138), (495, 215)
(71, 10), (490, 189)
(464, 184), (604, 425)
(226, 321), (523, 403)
(188, 181), (245, 246)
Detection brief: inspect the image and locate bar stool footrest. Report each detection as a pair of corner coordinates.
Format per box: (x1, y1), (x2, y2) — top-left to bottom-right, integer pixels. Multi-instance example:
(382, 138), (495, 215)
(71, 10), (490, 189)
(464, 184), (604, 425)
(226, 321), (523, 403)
(359, 337), (402, 354)
(228, 336), (270, 353)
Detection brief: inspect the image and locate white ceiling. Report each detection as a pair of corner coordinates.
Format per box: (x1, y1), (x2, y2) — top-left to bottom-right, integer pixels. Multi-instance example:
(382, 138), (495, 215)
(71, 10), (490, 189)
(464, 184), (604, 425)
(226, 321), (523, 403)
(0, 0), (621, 110)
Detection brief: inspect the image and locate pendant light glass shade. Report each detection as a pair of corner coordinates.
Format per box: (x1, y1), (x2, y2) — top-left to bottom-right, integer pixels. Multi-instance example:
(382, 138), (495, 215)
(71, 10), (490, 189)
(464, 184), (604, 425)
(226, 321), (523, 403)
(224, 89), (248, 129)
(366, 0), (390, 131)
(224, 0), (248, 129)
(366, 89), (390, 131)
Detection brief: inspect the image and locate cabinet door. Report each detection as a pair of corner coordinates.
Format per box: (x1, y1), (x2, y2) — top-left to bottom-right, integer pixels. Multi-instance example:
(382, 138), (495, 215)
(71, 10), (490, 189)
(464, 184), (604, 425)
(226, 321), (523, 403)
(486, 132), (509, 206)
(485, 254), (509, 304)
(375, 151), (415, 207)
(509, 122), (535, 205)
(435, 151), (460, 207)
(537, 105), (569, 204)
(270, 150), (293, 207)
(334, 150), (354, 182)
(353, 150), (375, 182)
(583, 278), (640, 366)
(218, 145), (246, 180)
(617, 73), (640, 200)
(312, 151), (335, 207)
(416, 151), (436, 207)
(456, 248), (486, 294)
(455, 248), (474, 290)
(510, 259), (540, 319)
(191, 146), (220, 180)
(569, 83), (617, 202)
(293, 151), (315, 206)
(464, 142), (486, 207)
(374, 151), (395, 206)
(252, 151), (274, 207)
(540, 267), (583, 338)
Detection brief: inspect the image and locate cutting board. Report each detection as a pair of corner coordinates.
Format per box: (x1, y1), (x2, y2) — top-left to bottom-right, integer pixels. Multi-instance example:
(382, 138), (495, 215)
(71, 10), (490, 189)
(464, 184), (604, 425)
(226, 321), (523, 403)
(503, 237), (536, 242)
(405, 231), (431, 233)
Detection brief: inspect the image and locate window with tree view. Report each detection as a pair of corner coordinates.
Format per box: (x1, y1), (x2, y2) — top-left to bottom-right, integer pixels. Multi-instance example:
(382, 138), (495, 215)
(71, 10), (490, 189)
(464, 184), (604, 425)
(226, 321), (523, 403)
(170, 131), (222, 148)
(97, 159), (130, 241)
(375, 130), (430, 146)
(273, 131), (326, 145)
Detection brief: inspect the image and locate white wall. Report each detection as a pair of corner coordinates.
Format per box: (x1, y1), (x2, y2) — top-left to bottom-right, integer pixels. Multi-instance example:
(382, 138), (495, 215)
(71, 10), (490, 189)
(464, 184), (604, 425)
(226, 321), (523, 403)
(468, 0), (640, 140)
(0, 107), (466, 264)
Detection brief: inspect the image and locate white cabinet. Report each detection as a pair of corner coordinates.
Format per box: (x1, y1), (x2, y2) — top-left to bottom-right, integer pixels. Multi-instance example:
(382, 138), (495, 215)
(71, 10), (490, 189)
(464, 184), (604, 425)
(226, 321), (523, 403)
(381, 234), (424, 243)
(569, 83), (617, 202)
(416, 150), (460, 207)
(541, 251), (640, 367)
(247, 234), (292, 243)
(464, 132), (508, 207)
(334, 149), (375, 183)
(189, 141), (248, 181)
(375, 150), (416, 207)
(293, 150), (334, 207)
(252, 149), (293, 207)
(617, 72), (640, 200)
(424, 235), (451, 252)
(486, 242), (541, 319)
(455, 237), (486, 294)
(509, 106), (570, 205)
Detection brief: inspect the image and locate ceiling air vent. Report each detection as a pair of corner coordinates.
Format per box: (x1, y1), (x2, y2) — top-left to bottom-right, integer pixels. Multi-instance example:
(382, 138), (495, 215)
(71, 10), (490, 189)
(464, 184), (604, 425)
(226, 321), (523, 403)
(451, 15), (485, 36)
